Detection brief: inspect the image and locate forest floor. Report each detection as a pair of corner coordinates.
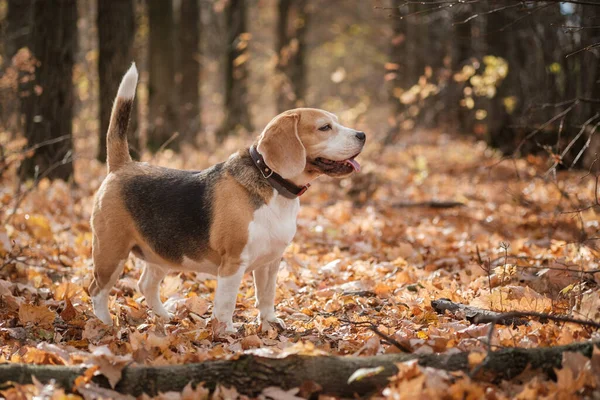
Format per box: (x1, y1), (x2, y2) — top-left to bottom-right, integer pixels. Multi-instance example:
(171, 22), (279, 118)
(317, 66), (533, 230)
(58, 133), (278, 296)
(1, 130), (600, 399)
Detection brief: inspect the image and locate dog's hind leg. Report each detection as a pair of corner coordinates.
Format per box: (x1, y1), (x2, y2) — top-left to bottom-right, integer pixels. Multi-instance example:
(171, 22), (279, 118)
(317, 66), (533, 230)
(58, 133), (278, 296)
(138, 263), (171, 320)
(89, 233), (129, 325)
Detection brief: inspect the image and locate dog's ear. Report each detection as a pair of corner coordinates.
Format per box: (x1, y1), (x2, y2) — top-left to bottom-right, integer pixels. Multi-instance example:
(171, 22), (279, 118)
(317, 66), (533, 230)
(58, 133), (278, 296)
(257, 113), (306, 179)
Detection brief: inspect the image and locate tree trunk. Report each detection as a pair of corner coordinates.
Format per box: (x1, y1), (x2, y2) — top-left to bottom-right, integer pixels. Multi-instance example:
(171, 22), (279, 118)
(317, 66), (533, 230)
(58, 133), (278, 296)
(2, 0), (33, 136)
(452, 8), (474, 134)
(216, 0), (253, 140)
(404, 7), (422, 90)
(484, 6), (512, 148)
(19, 0), (76, 181)
(579, 6), (600, 125)
(5, 0), (33, 60)
(97, 0), (138, 162)
(275, 0), (309, 113)
(387, 0), (406, 130)
(147, 0), (178, 152)
(0, 341), (598, 397)
(178, 0), (201, 143)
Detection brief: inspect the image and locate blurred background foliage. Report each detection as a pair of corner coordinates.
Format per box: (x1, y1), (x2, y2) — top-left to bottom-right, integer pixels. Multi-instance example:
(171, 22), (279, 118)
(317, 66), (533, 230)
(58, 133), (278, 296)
(0, 0), (598, 181)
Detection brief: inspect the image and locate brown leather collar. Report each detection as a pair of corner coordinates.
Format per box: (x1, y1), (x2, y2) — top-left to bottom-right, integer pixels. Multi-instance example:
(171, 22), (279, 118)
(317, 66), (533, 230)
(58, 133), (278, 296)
(249, 146), (310, 199)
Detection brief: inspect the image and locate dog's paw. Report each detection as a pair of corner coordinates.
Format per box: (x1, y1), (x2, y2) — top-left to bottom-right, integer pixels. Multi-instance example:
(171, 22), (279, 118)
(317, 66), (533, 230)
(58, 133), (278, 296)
(260, 316), (286, 333)
(96, 314), (113, 326)
(149, 304), (174, 321)
(93, 309), (114, 325)
(212, 319), (238, 336)
(152, 310), (174, 322)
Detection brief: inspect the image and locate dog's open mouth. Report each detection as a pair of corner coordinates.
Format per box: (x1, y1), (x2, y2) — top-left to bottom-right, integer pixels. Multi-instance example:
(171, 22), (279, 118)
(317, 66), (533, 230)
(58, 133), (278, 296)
(311, 153), (361, 176)
(315, 156), (361, 172)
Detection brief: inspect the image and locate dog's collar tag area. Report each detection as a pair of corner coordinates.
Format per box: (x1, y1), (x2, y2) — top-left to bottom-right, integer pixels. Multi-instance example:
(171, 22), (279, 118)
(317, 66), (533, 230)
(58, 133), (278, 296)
(249, 145), (310, 199)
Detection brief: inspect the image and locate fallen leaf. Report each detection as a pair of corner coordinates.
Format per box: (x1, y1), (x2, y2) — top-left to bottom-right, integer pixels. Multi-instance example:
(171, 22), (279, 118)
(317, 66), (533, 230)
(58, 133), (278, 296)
(19, 304), (56, 328)
(86, 345), (133, 389)
(241, 334), (262, 350)
(185, 296), (209, 316)
(261, 386), (304, 400)
(347, 366), (385, 384)
(60, 297), (77, 321)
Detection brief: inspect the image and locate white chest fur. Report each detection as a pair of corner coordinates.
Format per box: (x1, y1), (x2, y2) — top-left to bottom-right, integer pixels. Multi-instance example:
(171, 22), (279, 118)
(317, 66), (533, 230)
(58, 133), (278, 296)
(243, 193), (299, 270)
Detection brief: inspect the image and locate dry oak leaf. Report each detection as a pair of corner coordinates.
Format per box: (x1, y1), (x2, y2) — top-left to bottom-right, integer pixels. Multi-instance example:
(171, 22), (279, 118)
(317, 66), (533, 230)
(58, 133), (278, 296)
(241, 334), (262, 350)
(185, 295), (209, 316)
(212, 384), (241, 400)
(82, 318), (111, 342)
(180, 381), (210, 400)
(261, 386), (304, 400)
(60, 297), (77, 321)
(86, 345), (133, 389)
(467, 352), (486, 369)
(18, 304), (56, 328)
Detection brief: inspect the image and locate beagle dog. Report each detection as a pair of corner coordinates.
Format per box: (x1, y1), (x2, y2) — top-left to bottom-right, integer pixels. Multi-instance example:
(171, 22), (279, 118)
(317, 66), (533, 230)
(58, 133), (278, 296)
(89, 64), (365, 332)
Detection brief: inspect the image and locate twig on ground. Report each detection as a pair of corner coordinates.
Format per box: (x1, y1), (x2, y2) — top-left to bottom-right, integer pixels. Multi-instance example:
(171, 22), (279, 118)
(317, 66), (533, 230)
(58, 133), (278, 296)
(392, 201), (465, 209)
(431, 299), (600, 330)
(431, 299), (528, 326)
(338, 318), (412, 353)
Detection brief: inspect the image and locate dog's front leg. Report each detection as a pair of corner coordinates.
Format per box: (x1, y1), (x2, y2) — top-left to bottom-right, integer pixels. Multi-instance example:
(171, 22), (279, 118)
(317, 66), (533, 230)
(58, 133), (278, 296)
(213, 259), (246, 334)
(253, 259), (285, 332)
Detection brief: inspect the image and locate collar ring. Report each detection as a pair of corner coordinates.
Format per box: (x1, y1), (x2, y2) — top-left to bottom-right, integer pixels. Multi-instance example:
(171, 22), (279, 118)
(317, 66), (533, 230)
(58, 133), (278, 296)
(261, 168), (274, 179)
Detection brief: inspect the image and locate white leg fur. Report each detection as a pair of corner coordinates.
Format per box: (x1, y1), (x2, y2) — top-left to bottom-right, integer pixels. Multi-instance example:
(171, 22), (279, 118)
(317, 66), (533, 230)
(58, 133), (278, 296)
(213, 267), (246, 333)
(138, 263), (171, 320)
(92, 260), (125, 325)
(253, 260), (284, 331)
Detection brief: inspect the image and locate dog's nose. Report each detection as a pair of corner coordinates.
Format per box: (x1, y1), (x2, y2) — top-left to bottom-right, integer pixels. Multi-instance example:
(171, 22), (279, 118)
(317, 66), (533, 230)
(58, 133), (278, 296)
(355, 131), (366, 142)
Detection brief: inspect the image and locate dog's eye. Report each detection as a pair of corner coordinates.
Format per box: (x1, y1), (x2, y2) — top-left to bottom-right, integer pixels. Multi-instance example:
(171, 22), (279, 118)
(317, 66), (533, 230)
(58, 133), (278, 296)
(318, 124), (332, 131)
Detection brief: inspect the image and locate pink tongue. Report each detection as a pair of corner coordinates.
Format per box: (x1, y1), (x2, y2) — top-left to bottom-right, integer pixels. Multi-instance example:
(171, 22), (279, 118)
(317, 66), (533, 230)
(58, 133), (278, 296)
(345, 158), (361, 172)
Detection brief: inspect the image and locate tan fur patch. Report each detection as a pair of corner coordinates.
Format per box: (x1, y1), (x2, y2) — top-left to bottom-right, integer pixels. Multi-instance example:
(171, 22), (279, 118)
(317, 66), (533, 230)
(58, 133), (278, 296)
(209, 173), (256, 277)
(89, 174), (137, 296)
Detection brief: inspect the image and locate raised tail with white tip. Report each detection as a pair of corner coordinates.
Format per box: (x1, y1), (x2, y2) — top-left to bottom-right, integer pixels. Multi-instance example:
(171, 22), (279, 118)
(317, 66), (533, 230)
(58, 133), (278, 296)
(106, 63), (138, 172)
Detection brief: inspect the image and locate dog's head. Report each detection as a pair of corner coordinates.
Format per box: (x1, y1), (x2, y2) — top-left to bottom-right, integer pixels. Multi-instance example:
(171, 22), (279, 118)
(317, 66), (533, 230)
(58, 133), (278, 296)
(257, 108), (366, 180)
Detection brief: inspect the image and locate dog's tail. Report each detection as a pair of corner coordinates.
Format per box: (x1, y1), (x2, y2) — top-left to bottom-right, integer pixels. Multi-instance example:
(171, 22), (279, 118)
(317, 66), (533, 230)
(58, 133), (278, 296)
(106, 63), (138, 173)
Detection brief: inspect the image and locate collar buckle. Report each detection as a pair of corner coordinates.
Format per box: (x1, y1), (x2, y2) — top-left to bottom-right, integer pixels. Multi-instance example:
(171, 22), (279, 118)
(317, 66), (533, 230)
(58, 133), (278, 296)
(261, 167), (274, 179)
(297, 184), (310, 196)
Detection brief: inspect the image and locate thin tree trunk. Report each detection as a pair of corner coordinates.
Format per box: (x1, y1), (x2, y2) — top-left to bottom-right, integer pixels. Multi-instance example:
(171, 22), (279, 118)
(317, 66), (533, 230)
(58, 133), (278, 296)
(275, 0), (309, 113)
(2, 0), (33, 136)
(452, 8), (474, 134)
(147, 0), (178, 152)
(404, 7), (421, 90)
(580, 6), (600, 124)
(217, 0), (253, 140)
(0, 341), (598, 397)
(19, 0), (76, 181)
(385, 0), (406, 141)
(97, 0), (138, 162)
(5, 0), (33, 60)
(179, 0), (201, 143)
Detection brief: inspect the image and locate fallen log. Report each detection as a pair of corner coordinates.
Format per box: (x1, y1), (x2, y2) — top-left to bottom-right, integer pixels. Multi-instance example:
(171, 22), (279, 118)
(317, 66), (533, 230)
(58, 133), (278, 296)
(1, 341), (599, 397)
